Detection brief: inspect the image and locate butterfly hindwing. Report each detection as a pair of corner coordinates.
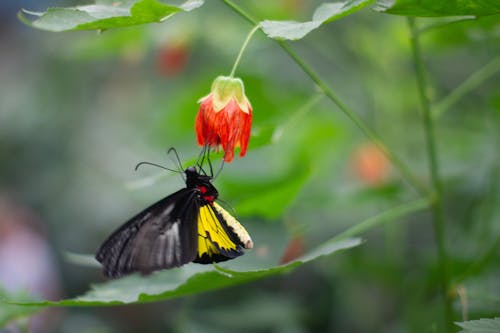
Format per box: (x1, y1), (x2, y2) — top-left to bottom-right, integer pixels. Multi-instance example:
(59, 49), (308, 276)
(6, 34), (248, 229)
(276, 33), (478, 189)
(212, 202), (253, 250)
(95, 189), (199, 278)
(194, 202), (253, 264)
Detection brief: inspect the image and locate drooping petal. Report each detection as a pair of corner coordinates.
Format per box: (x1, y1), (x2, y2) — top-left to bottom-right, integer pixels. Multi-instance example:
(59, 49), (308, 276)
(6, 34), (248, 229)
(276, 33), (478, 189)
(239, 102), (252, 157)
(194, 76), (253, 162)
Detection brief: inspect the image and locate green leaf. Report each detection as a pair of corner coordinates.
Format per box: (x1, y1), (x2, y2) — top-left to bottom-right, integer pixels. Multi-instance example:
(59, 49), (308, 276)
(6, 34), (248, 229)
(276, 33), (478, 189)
(0, 289), (41, 326)
(18, 0), (204, 32)
(375, 0), (500, 17)
(260, 0), (375, 40)
(455, 317), (500, 332)
(6, 238), (361, 306)
(232, 167), (310, 219)
(218, 158), (311, 220)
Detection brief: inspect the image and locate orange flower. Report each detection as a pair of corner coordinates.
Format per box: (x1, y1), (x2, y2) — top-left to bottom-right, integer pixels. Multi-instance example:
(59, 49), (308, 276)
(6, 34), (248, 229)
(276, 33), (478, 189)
(351, 142), (390, 186)
(195, 76), (252, 162)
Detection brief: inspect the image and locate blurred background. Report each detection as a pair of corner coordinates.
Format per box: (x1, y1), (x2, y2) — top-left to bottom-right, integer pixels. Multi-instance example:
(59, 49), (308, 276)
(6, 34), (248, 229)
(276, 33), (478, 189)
(1, 0), (499, 332)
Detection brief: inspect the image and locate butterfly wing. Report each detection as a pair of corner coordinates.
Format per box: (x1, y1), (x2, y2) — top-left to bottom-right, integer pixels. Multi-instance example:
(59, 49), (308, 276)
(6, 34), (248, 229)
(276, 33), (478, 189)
(194, 202), (253, 264)
(95, 189), (199, 278)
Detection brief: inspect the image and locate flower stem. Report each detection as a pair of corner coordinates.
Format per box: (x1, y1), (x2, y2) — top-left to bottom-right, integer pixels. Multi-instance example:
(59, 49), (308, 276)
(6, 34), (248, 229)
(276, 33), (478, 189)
(332, 197), (432, 242)
(229, 25), (260, 77)
(434, 56), (500, 117)
(277, 42), (427, 196)
(407, 17), (452, 331)
(221, 0), (427, 196)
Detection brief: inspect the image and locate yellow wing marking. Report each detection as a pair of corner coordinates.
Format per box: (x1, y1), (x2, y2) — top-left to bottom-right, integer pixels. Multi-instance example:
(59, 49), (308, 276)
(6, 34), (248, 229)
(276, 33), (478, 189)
(197, 231), (219, 257)
(197, 204), (238, 258)
(212, 202), (253, 249)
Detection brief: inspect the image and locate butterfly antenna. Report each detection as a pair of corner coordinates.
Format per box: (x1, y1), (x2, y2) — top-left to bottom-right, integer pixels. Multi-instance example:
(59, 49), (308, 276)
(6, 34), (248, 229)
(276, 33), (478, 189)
(166, 147), (187, 182)
(167, 147), (184, 173)
(214, 159), (225, 180)
(206, 148), (214, 178)
(196, 145), (208, 176)
(195, 145), (206, 166)
(135, 161), (180, 173)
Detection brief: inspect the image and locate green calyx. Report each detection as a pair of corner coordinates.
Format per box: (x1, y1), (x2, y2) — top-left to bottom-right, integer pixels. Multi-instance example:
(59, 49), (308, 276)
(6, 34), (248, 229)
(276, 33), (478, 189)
(210, 76), (250, 113)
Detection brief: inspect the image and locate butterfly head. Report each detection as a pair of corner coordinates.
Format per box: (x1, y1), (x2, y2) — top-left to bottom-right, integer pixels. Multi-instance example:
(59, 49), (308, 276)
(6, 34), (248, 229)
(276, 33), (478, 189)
(185, 166), (218, 203)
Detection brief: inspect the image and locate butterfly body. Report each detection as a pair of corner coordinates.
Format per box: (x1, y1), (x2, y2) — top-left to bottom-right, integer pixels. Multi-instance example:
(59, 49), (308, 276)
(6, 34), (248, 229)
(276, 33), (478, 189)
(96, 166), (252, 278)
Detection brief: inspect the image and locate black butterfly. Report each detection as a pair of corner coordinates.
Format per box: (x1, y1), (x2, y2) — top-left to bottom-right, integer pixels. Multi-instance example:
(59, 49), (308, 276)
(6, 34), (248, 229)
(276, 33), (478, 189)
(95, 166), (253, 278)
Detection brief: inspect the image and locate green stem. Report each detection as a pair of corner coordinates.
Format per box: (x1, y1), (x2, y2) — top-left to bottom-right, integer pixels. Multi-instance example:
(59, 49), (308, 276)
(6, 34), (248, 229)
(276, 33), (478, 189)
(332, 197), (431, 242)
(221, 0), (427, 196)
(279, 42), (427, 196)
(229, 25), (260, 77)
(434, 56), (500, 117)
(407, 17), (452, 331)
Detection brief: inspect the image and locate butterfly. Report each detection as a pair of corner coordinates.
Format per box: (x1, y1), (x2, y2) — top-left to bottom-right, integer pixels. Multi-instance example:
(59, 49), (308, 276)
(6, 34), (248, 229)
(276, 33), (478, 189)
(95, 164), (253, 278)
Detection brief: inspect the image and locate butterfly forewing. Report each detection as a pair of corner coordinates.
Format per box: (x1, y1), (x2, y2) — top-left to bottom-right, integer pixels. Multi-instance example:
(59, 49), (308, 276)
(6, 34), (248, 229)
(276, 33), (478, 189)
(96, 189), (199, 278)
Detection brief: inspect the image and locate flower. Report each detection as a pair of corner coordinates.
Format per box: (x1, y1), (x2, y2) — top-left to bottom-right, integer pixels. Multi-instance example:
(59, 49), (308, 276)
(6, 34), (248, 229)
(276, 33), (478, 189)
(195, 76), (252, 162)
(350, 142), (390, 186)
(156, 41), (189, 77)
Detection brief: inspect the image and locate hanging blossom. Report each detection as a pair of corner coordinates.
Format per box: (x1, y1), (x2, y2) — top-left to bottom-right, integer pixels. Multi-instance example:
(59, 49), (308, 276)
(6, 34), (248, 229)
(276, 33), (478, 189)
(195, 76), (252, 162)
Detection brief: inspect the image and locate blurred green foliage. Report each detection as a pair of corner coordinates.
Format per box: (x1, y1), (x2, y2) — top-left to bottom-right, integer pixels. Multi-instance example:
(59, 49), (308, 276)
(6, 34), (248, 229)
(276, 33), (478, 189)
(456, 317), (500, 332)
(1, 0), (499, 332)
(0, 289), (40, 327)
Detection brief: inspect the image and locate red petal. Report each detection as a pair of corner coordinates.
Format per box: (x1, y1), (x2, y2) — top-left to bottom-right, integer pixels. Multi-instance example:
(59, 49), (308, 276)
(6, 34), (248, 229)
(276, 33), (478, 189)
(239, 103), (252, 157)
(194, 94), (253, 163)
(195, 108), (205, 146)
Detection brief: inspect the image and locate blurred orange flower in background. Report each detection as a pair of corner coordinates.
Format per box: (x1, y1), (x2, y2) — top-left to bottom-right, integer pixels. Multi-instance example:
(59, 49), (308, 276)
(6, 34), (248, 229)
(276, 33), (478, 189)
(195, 76), (252, 162)
(351, 142), (390, 186)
